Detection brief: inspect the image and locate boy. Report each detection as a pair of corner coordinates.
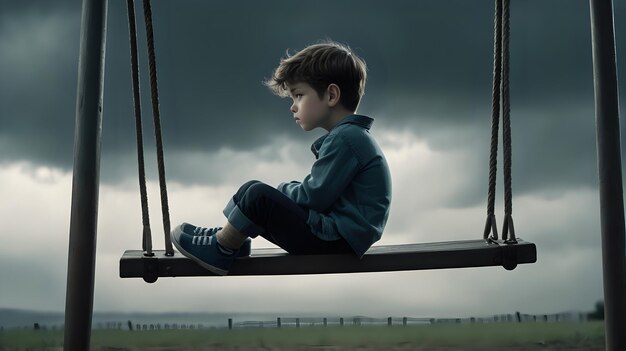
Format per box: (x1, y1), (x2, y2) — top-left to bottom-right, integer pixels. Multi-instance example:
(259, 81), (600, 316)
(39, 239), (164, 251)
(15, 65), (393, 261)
(171, 40), (392, 275)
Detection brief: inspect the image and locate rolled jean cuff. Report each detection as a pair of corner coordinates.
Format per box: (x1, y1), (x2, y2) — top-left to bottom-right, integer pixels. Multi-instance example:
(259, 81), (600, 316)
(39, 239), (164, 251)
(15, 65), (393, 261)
(222, 197), (264, 238)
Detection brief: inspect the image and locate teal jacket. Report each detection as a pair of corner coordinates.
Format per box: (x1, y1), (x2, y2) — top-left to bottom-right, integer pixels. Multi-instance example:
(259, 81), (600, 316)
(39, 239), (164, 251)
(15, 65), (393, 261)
(278, 114), (392, 257)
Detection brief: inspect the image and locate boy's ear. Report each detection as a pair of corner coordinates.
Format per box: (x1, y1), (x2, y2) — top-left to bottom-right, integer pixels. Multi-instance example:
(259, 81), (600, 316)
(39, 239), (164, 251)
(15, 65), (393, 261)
(326, 84), (341, 107)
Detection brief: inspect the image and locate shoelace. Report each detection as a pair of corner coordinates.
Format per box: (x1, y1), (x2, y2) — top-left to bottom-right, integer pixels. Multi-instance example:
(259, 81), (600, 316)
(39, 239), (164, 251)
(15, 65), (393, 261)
(190, 228), (236, 255)
(191, 235), (214, 246)
(193, 226), (222, 236)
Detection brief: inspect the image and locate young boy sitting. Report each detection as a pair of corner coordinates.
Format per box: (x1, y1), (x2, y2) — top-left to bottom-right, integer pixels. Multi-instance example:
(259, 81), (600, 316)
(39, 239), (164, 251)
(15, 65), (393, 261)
(171, 40), (392, 275)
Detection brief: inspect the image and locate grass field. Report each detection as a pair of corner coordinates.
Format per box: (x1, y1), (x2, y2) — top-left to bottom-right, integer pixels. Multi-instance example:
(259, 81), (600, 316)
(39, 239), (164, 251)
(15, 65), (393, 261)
(0, 321), (605, 350)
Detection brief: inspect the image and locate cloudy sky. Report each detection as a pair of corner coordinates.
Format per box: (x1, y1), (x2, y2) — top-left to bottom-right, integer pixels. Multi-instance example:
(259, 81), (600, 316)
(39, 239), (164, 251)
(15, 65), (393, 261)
(1, 0), (625, 319)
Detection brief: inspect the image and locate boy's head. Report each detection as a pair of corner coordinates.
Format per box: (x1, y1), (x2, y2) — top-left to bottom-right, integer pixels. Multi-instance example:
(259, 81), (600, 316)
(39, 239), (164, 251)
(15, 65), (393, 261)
(264, 40), (367, 113)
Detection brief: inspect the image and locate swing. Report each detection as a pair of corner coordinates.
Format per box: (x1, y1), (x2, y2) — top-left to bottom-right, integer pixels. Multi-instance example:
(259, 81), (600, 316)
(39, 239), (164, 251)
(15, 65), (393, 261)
(119, 0), (536, 283)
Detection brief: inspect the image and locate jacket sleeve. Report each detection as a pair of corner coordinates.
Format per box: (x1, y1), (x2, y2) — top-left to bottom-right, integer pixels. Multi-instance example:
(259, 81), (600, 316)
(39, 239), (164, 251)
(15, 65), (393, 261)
(278, 133), (360, 212)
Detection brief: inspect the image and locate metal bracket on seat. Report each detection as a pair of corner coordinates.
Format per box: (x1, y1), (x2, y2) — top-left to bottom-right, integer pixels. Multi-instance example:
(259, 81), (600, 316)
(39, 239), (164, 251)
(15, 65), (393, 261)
(500, 240), (518, 271)
(488, 238), (518, 271)
(141, 255), (159, 283)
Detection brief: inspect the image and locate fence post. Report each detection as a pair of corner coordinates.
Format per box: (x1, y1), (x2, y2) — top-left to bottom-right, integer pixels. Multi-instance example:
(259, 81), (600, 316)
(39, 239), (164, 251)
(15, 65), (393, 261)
(388, 317), (392, 326)
(277, 317), (281, 328)
(402, 317), (407, 326)
(228, 319), (233, 330)
(323, 318), (327, 327)
(296, 318), (300, 328)
(340, 317), (344, 326)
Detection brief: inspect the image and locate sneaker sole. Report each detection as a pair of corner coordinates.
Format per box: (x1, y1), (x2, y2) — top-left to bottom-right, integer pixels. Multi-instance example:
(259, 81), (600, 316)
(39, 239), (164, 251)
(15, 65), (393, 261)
(170, 227), (229, 276)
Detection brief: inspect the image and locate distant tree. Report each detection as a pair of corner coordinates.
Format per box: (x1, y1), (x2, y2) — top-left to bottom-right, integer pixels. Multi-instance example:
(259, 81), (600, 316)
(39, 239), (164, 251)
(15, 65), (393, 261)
(127, 320), (133, 331)
(588, 300), (605, 320)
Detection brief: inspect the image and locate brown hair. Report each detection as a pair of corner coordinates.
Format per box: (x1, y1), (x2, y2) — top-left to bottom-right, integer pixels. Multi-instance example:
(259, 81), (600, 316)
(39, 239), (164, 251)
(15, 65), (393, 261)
(264, 40), (367, 112)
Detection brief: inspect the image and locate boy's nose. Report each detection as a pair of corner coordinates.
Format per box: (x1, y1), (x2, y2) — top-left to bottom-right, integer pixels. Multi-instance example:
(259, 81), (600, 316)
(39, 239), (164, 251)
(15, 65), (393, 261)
(290, 102), (297, 113)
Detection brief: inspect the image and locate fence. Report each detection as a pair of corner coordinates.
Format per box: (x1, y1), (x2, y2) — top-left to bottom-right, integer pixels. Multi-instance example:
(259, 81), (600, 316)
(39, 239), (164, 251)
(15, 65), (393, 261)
(225, 312), (587, 330)
(0, 311), (588, 332)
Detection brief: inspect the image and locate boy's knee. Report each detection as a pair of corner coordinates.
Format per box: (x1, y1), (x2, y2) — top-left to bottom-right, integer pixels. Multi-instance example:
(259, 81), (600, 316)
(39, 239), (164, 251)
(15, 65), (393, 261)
(245, 182), (274, 197)
(237, 180), (263, 194)
(239, 182), (277, 215)
(242, 179), (263, 188)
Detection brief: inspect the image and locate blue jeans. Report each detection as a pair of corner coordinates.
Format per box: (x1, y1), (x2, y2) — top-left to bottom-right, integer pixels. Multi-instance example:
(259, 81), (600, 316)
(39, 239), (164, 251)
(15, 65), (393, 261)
(223, 180), (353, 255)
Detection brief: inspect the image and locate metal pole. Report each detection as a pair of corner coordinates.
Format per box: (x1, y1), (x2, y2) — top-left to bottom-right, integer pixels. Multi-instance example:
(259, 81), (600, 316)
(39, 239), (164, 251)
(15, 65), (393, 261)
(63, 0), (107, 349)
(589, 0), (626, 350)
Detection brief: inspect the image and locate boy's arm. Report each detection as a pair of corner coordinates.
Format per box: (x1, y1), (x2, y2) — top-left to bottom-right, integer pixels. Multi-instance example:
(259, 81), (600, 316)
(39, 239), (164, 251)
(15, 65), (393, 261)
(278, 134), (360, 212)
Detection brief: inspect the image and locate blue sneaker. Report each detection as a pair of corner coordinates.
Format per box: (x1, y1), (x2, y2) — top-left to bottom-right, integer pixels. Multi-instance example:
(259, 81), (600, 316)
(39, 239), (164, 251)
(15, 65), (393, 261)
(171, 226), (239, 276)
(178, 222), (252, 257)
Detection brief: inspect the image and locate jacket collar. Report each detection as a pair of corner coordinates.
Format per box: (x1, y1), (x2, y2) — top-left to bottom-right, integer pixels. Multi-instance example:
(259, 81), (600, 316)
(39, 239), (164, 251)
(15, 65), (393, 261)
(310, 114), (374, 158)
(331, 114), (374, 131)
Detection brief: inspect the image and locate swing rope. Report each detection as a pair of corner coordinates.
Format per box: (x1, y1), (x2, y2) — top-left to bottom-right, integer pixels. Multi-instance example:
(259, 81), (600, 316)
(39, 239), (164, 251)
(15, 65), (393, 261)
(484, 0), (516, 243)
(143, 0), (174, 255)
(126, 0), (152, 256)
(501, 0), (516, 243)
(484, 0), (502, 241)
(126, 0), (174, 257)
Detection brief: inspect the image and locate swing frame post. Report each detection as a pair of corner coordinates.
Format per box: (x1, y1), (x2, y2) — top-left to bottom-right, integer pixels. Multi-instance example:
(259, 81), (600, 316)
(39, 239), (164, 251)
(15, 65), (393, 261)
(63, 0), (108, 349)
(590, 0), (626, 350)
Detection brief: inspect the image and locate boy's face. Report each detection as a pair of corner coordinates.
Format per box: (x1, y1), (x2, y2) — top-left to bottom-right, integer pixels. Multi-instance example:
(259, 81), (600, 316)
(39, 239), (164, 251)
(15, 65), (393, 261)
(286, 82), (331, 132)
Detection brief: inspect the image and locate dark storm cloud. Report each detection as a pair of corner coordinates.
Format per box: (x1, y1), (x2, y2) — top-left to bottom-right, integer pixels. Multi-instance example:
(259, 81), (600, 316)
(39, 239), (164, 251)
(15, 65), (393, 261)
(0, 0), (80, 167)
(0, 0), (624, 198)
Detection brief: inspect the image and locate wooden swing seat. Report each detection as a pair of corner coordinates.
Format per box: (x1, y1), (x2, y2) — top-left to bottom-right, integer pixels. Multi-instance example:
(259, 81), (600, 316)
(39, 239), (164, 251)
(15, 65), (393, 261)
(120, 238), (536, 283)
